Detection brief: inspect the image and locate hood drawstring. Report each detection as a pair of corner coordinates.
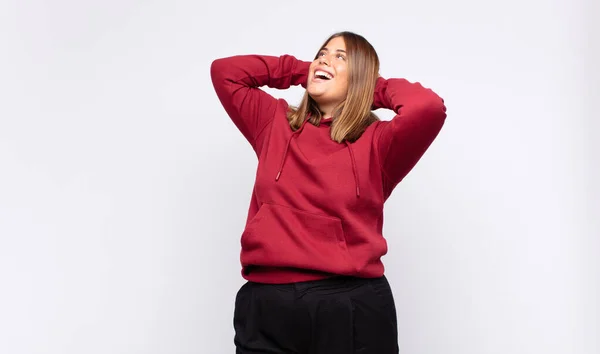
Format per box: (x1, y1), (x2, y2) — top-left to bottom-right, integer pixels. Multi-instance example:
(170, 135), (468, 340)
(275, 117), (360, 198)
(345, 141), (360, 198)
(276, 118), (309, 181)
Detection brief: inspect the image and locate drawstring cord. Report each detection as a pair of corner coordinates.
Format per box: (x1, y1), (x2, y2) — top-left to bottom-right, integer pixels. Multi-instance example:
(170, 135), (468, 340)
(345, 141), (360, 198)
(276, 118), (309, 181)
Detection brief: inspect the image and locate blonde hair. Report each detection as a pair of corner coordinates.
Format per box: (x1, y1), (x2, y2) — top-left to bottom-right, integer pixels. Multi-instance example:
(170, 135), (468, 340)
(287, 31), (380, 143)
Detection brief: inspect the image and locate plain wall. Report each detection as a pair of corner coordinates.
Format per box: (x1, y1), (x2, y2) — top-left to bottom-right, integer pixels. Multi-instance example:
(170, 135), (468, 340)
(584, 1), (600, 352)
(0, 0), (597, 353)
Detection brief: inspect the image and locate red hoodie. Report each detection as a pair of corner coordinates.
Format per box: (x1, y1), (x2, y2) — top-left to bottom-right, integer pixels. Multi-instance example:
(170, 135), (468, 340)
(210, 54), (446, 284)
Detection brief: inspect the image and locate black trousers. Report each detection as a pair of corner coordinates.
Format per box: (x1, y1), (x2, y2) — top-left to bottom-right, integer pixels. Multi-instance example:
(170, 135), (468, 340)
(233, 275), (399, 354)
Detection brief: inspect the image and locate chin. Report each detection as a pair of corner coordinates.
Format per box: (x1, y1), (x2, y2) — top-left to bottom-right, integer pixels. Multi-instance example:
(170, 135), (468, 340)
(306, 90), (318, 100)
(307, 87), (326, 98)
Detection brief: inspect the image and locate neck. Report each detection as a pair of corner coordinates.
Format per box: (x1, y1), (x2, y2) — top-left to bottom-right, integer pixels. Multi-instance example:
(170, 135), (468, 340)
(318, 102), (338, 118)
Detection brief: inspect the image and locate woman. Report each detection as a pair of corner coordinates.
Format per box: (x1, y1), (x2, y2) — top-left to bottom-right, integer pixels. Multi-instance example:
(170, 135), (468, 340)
(210, 31), (447, 354)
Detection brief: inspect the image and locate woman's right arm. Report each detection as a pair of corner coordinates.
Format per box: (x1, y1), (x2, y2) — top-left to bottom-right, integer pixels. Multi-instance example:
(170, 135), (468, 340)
(210, 55), (311, 148)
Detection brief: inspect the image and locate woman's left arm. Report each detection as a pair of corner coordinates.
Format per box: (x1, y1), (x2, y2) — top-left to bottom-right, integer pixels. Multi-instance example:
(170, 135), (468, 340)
(373, 76), (447, 190)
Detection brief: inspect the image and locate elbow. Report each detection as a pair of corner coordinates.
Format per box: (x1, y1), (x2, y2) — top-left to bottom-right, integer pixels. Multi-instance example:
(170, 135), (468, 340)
(417, 92), (447, 128)
(210, 57), (227, 82)
(398, 80), (447, 126)
(211, 56), (242, 81)
(430, 97), (447, 123)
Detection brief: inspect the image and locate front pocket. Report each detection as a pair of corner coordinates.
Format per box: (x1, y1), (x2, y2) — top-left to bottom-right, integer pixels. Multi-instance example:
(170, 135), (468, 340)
(240, 203), (355, 275)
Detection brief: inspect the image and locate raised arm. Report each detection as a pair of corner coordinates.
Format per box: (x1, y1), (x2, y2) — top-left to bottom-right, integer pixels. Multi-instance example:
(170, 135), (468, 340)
(210, 55), (311, 148)
(373, 76), (447, 193)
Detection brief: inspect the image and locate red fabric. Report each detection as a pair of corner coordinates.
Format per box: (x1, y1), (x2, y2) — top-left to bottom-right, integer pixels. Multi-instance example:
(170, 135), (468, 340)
(211, 54), (446, 283)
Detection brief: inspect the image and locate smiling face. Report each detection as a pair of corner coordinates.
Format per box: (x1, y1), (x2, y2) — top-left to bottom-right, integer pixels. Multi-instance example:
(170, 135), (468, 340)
(306, 36), (349, 117)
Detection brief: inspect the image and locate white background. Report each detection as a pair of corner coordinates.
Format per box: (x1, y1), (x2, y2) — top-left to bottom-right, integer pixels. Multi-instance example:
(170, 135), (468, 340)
(1, 0), (598, 353)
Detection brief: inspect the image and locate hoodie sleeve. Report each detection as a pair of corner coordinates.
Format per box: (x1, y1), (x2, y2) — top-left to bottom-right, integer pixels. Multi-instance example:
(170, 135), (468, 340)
(373, 76), (447, 192)
(210, 55), (311, 149)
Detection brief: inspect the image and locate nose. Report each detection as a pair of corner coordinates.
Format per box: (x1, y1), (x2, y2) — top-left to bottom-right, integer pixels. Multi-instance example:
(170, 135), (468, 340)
(319, 55), (330, 66)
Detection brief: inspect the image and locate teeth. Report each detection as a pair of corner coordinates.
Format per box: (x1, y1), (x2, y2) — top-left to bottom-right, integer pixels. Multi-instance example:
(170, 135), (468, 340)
(315, 70), (333, 79)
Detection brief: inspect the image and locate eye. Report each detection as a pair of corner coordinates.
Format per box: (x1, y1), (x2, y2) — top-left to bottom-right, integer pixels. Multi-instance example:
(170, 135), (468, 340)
(337, 54), (346, 60)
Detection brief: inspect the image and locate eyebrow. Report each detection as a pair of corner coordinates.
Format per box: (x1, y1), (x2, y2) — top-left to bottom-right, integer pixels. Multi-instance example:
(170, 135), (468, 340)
(321, 47), (347, 53)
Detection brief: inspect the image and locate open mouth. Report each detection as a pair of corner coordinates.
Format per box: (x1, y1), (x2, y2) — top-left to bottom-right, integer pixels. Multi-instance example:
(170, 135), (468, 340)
(314, 70), (333, 80)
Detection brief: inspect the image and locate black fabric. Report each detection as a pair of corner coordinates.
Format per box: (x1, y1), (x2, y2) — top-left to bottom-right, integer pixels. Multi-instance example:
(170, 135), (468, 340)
(233, 275), (399, 354)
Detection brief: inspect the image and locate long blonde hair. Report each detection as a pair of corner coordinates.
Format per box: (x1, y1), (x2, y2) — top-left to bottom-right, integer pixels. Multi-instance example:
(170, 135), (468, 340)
(287, 31), (380, 143)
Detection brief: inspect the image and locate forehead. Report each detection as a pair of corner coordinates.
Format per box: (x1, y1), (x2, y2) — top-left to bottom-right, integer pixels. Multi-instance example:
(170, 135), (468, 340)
(322, 36), (346, 51)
